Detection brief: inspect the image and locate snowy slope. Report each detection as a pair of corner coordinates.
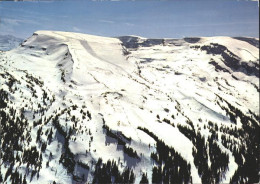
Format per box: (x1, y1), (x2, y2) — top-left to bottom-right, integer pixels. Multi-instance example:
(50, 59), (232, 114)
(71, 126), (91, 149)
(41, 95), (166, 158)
(0, 31), (259, 184)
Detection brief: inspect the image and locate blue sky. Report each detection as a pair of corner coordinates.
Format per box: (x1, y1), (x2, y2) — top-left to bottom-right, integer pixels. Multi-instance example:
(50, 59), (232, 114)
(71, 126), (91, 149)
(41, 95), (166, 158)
(0, 0), (259, 39)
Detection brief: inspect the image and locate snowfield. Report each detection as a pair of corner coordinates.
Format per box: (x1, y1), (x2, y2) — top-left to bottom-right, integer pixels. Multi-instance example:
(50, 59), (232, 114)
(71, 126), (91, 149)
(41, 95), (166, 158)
(0, 31), (259, 184)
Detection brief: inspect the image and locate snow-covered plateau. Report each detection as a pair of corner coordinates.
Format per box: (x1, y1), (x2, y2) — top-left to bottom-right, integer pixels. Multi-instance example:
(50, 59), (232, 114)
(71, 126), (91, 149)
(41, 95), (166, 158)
(0, 31), (259, 184)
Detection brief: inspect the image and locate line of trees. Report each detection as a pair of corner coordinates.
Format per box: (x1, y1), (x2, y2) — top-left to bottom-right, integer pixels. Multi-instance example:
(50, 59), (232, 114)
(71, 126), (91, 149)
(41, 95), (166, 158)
(138, 127), (192, 183)
(93, 158), (135, 183)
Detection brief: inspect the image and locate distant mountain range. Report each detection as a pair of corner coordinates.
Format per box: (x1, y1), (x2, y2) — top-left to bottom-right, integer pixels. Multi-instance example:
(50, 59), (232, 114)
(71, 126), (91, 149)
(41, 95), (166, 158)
(0, 35), (23, 51)
(0, 31), (259, 183)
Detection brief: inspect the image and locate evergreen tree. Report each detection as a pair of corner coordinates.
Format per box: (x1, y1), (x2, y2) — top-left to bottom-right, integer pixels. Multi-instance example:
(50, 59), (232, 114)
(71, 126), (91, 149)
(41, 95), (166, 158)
(22, 175), (27, 184)
(140, 173), (148, 184)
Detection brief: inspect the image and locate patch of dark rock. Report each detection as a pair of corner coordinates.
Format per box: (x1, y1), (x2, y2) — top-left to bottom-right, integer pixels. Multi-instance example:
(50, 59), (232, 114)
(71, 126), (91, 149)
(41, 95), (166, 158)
(140, 58), (155, 63)
(118, 36), (165, 49)
(164, 108), (169, 113)
(202, 43), (259, 77)
(118, 36), (140, 49)
(174, 71), (182, 75)
(142, 39), (164, 47)
(102, 92), (123, 99)
(199, 77), (207, 82)
(190, 45), (200, 49)
(231, 75), (239, 80)
(155, 68), (165, 72)
(184, 37), (201, 43)
(250, 82), (260, 93)
(239, 61), (259, 77)
(209, 59), (230, 73)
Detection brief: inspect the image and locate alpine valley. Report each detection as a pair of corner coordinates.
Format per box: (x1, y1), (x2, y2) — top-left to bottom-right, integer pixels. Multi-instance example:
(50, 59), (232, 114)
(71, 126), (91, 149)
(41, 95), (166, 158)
(0, 31), (259, 184)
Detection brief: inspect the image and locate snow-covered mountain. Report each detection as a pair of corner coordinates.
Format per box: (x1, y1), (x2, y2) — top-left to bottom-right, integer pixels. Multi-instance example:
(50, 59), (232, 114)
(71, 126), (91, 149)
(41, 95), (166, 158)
(0, 31), (259, 184)
(0, 35), (23, 51)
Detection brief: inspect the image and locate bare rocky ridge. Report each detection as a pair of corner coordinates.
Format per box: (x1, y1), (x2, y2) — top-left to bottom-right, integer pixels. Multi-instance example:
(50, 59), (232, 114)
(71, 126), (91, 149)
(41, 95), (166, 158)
(0, 31), (259, 183)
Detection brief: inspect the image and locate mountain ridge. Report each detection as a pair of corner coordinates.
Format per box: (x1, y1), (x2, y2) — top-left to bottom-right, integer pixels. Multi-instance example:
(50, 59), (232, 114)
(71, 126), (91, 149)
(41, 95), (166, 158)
(0, 34), (23, 51)
(0, 30), (259, 184)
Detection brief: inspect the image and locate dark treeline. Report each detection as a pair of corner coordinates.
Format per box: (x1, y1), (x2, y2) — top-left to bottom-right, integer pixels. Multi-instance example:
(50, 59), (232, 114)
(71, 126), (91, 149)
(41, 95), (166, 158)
(217, 95), (260, 183)
(93, 158), (135, 183)
(178, 94), (260, 184)
(178, 122), (229, 183)
(0, 70), (53, 184)
(138, 127), (192, 184)
(103, 123), (139, 159)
